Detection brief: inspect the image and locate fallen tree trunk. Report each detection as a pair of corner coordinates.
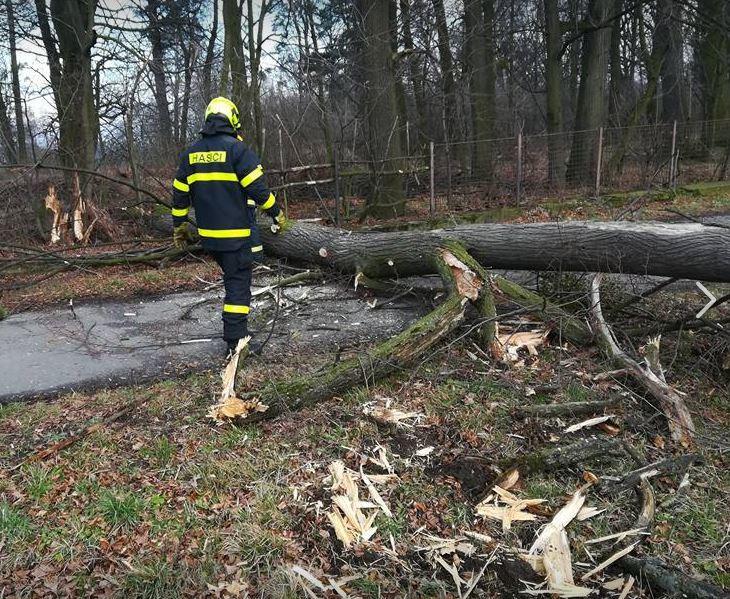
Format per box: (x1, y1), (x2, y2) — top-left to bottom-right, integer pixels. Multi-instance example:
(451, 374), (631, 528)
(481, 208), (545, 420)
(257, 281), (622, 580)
(260, 220), (730, 282)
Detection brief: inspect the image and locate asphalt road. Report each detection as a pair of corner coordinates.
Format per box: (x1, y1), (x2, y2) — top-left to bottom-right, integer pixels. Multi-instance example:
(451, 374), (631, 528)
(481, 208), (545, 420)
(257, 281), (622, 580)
(0, 277), (426, 402)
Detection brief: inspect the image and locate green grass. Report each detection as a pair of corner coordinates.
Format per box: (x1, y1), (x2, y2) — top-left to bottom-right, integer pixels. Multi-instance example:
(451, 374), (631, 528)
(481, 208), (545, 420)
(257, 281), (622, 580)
(564, 380), (590, 402)
(141, 437), (176, 467)
(97, 490), (145, 529)
(0, 501), (31, 541)
(122, 559), (188, 599)
(0, 304), (7, 320)
(23, 464), (59, 501)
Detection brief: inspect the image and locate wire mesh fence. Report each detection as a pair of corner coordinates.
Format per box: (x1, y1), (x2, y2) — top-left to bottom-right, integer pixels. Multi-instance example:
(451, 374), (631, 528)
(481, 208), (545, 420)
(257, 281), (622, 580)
(266, 117), (730, 222)
(1, 118), (729, 243)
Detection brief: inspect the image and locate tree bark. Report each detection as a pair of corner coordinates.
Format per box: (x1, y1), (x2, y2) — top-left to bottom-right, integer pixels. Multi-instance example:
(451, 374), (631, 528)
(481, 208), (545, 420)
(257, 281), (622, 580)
(697, 0), (730, 147)
(220, 0), (253, 136)
(544, 0), (565, 184)
(566, 0), (615, 184)
(399, 0), (428, 150)
(607, 0), (623, 126)
(260, 220), (730, 282)
(617, 556), (730, 599)
(433, 0), (461, 161)
(655, 0), (685, 123)
(239, 244), (488, 422)
(145, 0), (173, 145)
(43, 0), (99, 241)
(357, 0), (405, 218)
(6, 0), (26, 163)
(464, 0), (495, 179)
(0, 87), (15, 162)
(201, 0), (218, 102)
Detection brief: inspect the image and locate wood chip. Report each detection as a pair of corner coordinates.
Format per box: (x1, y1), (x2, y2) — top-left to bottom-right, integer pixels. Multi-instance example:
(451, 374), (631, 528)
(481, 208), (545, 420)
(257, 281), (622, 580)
(585, 527), (647, 545)
(580, 542), (639, 581)
(564, 415), (615, 433)
(617, 575), (635, 599)
(529, 489), (585, 555)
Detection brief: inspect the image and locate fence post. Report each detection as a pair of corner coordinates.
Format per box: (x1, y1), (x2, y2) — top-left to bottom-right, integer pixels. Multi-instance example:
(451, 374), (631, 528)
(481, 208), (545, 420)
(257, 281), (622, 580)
(669, 120), (677, 188)
(429, 140), (435, 216)
(595, 126), (604, 199)
(516, 129), (523, 204)
(278, 128), (287, 216)
(334, 148), (341, 227)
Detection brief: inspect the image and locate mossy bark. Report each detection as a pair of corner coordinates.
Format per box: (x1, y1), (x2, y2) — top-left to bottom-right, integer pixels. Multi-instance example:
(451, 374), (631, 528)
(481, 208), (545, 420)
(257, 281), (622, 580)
(239, 243), (487, 422)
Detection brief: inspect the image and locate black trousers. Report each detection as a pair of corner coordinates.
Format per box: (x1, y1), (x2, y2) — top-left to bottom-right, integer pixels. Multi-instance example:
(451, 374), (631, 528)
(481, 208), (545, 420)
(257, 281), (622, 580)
(210, 248), (252, 342)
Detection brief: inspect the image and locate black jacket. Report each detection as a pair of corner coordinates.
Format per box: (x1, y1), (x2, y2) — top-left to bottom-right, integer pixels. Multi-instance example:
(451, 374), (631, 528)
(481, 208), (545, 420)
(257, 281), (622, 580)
(171, 116), (280, 253)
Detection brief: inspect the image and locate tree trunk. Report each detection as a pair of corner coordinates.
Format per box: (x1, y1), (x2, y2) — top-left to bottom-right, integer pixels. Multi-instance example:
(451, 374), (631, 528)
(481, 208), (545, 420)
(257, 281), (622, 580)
(607, 0), (623, 126)
(145, 0), (173, 146)
(6, 0), (26, 163)
(179, 41), (194, 148)
(357, 0), (405, 218)
(201, 0), (218, 102)
(390, 0), (410, 156)
(433, 0), (461, 163)
(608, 11), (664, 176)
(220, 0), (253, 136)
(464, 0), (495, 179)
(399, 0), (428, 150)
(566, 0), (615, 184)
(47, 0), (99, 236)
(544, 0), (565, 184)
(260, 220), (730, 282)
(238, 244), (490, 422)
(246, 0), (264, 151)
(0, 88), (16, 162)
(656, 0), (685, 123)
(697, 0), (730, 147)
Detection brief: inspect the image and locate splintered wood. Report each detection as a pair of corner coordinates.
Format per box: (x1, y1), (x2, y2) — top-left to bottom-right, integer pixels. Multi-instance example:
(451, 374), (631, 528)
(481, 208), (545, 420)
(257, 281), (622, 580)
(325, 460), (396, 548)
(440, 249), (483, 300)
(476, 484), (545, 532)
(362, 398), (424, 427)
(521, 489), (592, 598)
(208, 337), (269, 423)
(493, 324), (550, 364)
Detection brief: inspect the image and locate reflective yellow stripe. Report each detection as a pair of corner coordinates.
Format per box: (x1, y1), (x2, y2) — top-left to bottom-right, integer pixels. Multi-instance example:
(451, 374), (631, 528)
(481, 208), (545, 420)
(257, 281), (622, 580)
(197, 228), (251, 238)
(261, 193), (276, 210)
(223, 304), (250, 314)
(241, 165), (263, 187)
(187, 172), (238, 184)
(171, 207), (189, 217)
(251, 245), (263, 252)
(247, 199), (256, 206)
(173, 178), (189, 192)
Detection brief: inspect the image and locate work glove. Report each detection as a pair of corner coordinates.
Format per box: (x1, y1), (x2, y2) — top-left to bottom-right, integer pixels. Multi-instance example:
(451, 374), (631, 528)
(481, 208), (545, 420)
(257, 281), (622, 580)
(173, 222), (193, 249)
(270, 211), (290, 235)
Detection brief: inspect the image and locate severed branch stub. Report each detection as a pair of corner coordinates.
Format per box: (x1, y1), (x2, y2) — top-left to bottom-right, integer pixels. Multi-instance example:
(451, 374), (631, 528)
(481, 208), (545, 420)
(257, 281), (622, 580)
(589, 274), (695, 446)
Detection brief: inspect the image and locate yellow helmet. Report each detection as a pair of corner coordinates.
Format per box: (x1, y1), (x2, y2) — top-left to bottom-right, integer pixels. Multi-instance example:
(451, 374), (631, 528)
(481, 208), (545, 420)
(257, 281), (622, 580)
(204, 97), (240, 129)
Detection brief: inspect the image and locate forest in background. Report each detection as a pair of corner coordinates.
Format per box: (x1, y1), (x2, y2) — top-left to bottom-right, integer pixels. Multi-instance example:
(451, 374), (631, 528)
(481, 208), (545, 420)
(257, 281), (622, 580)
(0, 0), (728, 240)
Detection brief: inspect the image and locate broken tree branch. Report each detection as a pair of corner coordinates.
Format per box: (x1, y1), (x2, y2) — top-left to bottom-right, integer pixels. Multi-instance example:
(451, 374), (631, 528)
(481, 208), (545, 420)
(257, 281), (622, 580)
(515, 397), (620, 418)
(236, 243), (493, 423)
(589, 274), (695, 446)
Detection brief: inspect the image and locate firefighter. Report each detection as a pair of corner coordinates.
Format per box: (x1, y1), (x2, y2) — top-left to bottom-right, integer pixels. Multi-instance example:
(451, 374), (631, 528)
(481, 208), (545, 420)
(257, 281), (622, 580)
(171, 97), (287, 356)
